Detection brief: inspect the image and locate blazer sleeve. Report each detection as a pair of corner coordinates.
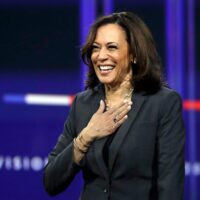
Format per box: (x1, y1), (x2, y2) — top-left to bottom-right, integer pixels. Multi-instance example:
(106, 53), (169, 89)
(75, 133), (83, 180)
(43, 95), (81, 196)
(157, 91), (185, 200)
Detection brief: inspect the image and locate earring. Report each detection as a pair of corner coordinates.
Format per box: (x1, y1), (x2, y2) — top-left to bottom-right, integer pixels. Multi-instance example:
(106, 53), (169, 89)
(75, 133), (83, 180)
(133, 58), (137, 64)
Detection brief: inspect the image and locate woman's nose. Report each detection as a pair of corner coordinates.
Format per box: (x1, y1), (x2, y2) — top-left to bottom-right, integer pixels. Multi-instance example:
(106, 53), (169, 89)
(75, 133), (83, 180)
(98, 48), (108, 60)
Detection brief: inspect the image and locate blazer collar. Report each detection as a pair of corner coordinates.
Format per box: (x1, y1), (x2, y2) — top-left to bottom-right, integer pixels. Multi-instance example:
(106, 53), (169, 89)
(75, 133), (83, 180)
(91, 84), (146, 178)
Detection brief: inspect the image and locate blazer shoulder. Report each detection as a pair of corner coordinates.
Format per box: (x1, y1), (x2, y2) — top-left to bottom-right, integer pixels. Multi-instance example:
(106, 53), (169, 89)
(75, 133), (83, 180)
(75, 89), (96, 102)
(156, 86), (182, 101)
(153, 87), (183, 114)
(145, 86), (183, 111)
(75, 85), (103, 103)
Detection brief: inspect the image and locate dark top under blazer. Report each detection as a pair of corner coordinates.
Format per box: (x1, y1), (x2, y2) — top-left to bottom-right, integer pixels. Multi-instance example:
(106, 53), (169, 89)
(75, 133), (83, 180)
(44, 85), (185, 200)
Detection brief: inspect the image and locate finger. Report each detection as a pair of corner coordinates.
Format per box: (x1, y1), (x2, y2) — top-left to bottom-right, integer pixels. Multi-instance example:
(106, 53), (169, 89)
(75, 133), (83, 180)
(107, 100), (131, 115)
(115, 99), (130, 109)
(114, 100), (132, 112)
(96, 100), (105, 114)
(115, 104), (132, 121)
(114, 114), (128, 127)
(112, 101), (132, 120)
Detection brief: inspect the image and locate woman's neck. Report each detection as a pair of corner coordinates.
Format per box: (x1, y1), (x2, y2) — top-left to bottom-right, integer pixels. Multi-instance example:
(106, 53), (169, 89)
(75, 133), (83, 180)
(105, 83), (133, 98)
(104, 81), (133, 109)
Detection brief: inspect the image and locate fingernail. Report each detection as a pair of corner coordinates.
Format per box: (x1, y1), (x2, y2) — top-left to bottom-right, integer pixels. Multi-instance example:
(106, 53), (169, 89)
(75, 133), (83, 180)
(127, 106), (131, 110)
(128, 101), (132, 105)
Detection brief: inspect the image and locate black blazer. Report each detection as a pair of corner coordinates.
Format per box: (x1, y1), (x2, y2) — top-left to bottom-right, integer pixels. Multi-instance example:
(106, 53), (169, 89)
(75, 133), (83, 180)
(44, 85), (185, 200)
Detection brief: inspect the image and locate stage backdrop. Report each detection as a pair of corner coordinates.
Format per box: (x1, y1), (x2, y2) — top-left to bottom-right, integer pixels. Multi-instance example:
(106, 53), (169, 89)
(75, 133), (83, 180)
(0, 1), (199, 200)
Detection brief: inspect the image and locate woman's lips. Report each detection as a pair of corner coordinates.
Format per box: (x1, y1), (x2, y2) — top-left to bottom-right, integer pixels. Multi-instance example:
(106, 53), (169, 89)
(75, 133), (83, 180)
(98, 65), (115, 74)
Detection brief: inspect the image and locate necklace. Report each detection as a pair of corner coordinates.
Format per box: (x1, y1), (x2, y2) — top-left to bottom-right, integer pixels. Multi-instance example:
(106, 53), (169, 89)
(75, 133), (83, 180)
(105, 87), (134, 110)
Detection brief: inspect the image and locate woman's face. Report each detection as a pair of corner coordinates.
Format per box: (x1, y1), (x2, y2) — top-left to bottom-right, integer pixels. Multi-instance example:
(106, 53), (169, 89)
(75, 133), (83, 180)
(91, 23), (133, 87)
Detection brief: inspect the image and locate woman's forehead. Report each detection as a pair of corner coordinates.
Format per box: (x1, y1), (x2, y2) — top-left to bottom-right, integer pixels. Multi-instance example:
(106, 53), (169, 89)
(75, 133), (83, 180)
(94, 24), (127, 43)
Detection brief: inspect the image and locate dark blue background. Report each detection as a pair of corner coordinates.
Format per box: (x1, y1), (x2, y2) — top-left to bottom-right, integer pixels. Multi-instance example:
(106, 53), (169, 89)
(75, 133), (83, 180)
(0, 0), (199, 200)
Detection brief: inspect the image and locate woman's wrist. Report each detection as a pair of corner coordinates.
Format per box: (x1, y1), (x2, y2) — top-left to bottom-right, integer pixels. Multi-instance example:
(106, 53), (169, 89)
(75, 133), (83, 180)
(73, 127), (94, 155)
(81, 127), (96, 142)
(73, 138), (87, 154)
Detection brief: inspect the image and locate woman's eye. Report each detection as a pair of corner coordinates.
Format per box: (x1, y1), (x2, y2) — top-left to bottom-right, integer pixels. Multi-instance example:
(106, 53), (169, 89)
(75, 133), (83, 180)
(108, 45), (117, 50)
(91, 45), (100, 52)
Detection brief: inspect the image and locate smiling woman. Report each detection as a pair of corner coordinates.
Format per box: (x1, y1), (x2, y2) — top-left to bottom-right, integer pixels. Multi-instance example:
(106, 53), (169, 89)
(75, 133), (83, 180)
(44, 11), (185, 200)
(82, 12), (162, 94)
(91, 24), (132, 88)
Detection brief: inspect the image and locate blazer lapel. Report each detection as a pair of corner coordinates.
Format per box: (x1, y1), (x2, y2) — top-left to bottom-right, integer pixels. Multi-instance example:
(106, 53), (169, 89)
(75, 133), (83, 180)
(91, 85), (109, 179)
(108, 92), (146, 172)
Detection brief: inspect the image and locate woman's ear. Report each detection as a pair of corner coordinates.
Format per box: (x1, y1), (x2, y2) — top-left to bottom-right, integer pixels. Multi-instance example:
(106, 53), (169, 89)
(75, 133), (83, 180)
(133, 57), (137, 64)
(130, 55), (134, 63)
(130, 55), (137, 64)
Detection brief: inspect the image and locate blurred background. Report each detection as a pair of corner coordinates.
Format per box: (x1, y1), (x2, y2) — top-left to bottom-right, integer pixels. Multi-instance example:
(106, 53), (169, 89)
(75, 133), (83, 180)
(0, 0), (199, 199)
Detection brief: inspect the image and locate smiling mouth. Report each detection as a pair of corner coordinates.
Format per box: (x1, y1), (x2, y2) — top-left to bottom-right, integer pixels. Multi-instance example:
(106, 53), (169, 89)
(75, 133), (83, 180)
(99, 65), (115, 72)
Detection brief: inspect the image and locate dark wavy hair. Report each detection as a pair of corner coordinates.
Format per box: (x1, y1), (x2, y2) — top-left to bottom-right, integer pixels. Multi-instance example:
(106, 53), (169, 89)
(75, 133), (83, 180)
(81, 11), (164, 94)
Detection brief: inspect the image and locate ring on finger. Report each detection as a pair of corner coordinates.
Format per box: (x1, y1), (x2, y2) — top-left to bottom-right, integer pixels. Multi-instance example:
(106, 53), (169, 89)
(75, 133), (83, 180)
(113, 117), (117, 123)
(113, 113), (119, 123)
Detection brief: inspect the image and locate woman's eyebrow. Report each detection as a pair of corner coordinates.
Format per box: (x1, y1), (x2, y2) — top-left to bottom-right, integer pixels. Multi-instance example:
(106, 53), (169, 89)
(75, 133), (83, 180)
(108, 42), (118, 44)
(92, 42), (119, 46)
(92, 42), (100, 45)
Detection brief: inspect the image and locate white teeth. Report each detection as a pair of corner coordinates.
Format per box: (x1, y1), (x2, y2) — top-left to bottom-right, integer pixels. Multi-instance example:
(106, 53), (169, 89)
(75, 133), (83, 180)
(99, 66), (114, 71)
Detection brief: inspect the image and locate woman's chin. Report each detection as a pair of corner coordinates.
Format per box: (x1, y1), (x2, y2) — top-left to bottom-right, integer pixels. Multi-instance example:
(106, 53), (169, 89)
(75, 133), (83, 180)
(98, 78), (114, 85)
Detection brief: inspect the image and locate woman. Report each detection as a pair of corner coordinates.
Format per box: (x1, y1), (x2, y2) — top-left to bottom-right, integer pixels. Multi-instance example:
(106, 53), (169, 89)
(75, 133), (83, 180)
(44, 12), (185, 200)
